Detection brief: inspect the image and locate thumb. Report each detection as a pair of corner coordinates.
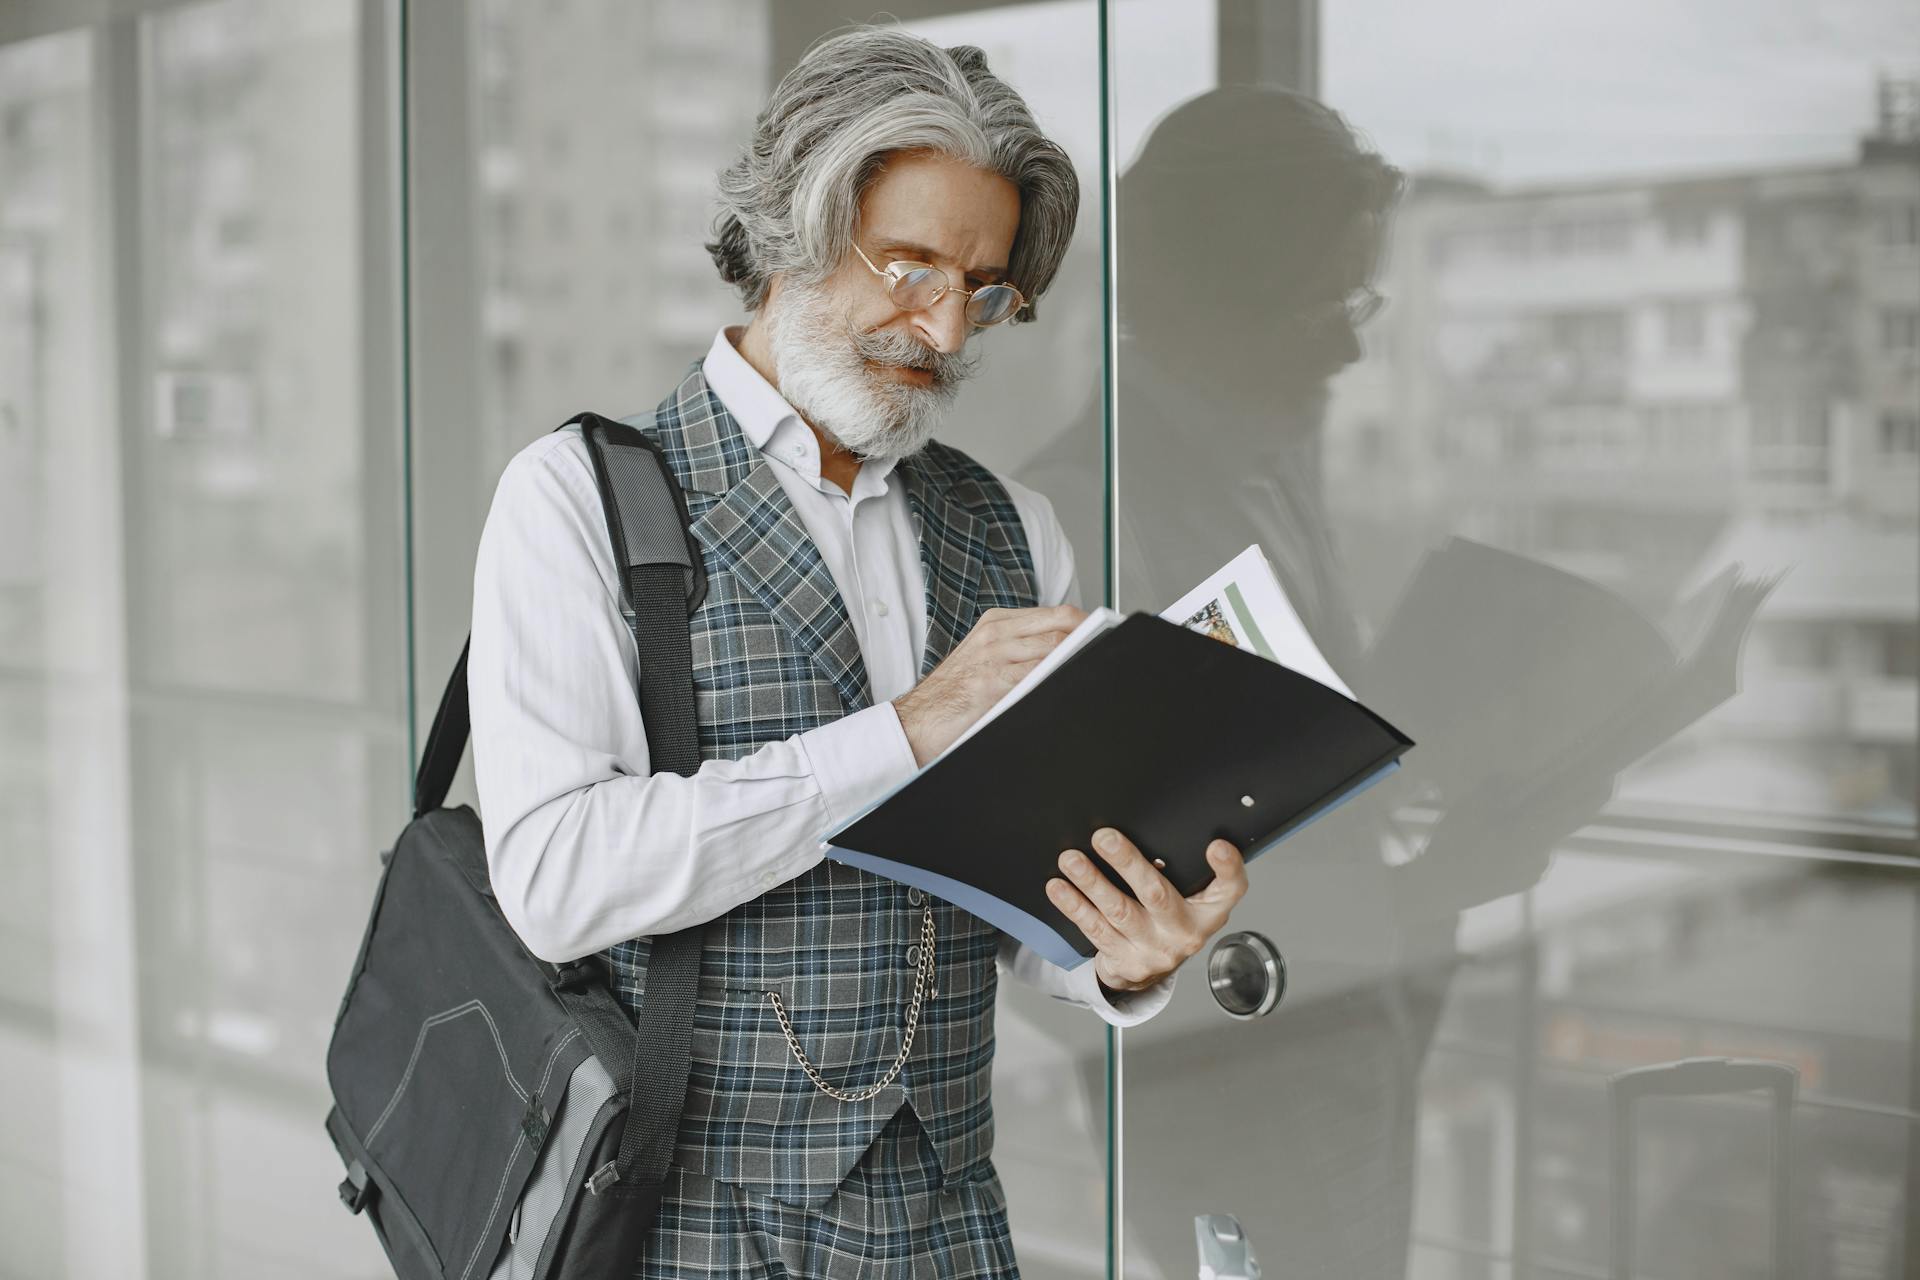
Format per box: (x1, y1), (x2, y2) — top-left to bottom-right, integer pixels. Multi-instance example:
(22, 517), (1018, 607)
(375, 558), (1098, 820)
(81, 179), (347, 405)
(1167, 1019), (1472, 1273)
(1190, 839), (1247, 899)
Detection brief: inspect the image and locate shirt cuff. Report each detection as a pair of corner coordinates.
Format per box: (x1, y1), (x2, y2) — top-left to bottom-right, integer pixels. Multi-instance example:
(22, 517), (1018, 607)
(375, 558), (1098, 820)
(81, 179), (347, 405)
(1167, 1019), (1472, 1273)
(1063, 958), (1179, 1027)
(800, 700), (921, 840)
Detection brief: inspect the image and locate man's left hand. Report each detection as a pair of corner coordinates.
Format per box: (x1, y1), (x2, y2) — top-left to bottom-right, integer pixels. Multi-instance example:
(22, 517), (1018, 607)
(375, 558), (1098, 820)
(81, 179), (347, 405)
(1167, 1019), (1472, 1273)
(1045, 827), (1249, 994)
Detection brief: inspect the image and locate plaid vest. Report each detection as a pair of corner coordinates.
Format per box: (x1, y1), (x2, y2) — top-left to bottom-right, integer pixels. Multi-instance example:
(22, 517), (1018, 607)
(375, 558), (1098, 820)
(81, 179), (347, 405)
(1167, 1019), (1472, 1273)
(601, 361), (1038, 1210)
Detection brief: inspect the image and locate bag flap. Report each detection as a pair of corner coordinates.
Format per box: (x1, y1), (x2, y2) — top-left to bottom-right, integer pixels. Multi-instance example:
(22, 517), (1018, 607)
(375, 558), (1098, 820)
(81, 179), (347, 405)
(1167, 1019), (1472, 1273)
(423, 804), (498, 900)
(328, 805), (594, 1278)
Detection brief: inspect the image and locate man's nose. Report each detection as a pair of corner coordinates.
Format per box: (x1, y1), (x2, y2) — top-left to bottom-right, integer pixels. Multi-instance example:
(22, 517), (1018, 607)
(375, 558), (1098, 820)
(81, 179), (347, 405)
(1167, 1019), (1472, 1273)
(911, 288), (971, 355)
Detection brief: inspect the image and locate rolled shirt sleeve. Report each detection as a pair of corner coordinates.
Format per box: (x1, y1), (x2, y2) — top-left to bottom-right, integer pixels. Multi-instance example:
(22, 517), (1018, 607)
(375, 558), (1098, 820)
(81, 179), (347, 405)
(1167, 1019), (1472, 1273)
(996, 932), (1180, 1028)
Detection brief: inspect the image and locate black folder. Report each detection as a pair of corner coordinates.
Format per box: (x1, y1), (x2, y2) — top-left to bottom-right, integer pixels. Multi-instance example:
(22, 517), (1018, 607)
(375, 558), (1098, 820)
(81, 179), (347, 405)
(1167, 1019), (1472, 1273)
(826, 613), (1415, 968)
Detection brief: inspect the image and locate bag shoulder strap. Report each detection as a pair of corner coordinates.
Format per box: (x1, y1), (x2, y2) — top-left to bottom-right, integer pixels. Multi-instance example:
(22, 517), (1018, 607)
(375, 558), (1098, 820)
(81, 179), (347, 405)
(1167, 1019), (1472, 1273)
(410, 411), (705, 814)
(567, 411), (708, 1197)
(412, 410), (708, 1199)
(569, 411), (706, 775)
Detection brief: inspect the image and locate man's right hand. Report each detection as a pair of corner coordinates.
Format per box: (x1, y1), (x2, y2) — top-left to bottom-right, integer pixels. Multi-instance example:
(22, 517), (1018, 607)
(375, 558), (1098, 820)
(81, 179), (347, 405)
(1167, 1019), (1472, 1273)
(892, 605), (1087, 766)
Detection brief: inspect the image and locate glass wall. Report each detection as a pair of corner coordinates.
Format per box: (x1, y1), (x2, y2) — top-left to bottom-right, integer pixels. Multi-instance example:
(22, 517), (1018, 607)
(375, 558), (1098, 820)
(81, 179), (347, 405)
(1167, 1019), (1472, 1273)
(1099, 1), (1919, 1278)
(1, 1), (1913, 1277)
(0, 1), (406, 1276)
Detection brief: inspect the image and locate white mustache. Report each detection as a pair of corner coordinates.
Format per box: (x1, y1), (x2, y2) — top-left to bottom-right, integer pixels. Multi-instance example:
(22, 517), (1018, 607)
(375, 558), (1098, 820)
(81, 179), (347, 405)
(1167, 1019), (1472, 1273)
(851, 328), (977, 384)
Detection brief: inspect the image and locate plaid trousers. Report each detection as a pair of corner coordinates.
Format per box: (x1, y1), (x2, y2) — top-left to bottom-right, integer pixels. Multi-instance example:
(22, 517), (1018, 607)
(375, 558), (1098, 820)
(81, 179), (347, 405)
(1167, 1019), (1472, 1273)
(599, 363), (1039, 1229)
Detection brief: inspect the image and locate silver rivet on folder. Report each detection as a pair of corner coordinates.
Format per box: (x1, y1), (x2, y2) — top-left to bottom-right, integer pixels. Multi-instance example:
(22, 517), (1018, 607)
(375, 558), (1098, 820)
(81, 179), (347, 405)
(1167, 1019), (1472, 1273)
(1240, 794), (1255, 807)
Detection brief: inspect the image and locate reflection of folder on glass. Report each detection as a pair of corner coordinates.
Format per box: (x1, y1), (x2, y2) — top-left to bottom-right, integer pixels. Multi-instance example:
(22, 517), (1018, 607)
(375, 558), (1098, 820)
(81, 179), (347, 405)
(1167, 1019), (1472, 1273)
(825, 545), (1415, 969)
(1360, 536), (1780, 828)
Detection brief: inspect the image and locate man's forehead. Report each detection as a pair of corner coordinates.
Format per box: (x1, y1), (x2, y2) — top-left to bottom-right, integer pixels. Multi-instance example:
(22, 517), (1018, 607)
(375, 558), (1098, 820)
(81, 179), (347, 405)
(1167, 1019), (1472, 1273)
(869, 232), (1010, 279)
(856, 151), (1020, 274)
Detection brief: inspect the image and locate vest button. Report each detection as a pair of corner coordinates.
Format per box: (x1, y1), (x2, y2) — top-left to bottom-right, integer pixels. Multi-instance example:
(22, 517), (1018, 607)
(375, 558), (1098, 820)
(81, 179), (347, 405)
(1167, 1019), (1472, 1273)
(907, 887), (926, 906)
(904, 943), (922, 967)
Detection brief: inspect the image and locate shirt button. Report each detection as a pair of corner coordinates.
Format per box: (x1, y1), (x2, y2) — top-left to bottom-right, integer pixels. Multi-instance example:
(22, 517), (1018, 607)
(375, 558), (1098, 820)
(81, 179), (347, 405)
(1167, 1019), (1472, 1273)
(872, 599), (890, 617)
(759, 871), (779, 891)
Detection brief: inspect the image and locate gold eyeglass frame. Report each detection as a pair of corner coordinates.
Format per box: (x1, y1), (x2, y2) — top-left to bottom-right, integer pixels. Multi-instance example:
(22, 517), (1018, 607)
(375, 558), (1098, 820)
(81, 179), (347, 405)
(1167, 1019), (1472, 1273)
(851, 241), (1030, 328)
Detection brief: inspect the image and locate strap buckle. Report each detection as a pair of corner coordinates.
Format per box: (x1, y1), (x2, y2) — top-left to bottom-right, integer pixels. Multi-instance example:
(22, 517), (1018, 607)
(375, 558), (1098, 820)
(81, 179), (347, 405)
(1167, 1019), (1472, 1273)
(586, 1161), (620, 1195)
(551, 956), (602, 993)
(338, 1159), (375, 1214)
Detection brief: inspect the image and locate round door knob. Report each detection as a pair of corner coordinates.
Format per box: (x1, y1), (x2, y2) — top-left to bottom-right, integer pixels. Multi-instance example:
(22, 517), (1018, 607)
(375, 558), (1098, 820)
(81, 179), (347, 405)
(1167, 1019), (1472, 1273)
(1207, 931), (1286, 1020)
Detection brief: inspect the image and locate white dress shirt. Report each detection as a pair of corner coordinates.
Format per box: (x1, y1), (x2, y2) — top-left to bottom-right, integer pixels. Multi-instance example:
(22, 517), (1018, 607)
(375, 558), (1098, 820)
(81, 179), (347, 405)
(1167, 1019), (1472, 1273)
(469, 324), (1176, 1026)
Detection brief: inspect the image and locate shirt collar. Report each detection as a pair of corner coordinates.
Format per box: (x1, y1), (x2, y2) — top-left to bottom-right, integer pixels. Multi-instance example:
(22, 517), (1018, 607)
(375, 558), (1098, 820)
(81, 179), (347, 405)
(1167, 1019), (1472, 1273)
(701, 325), (901, 492)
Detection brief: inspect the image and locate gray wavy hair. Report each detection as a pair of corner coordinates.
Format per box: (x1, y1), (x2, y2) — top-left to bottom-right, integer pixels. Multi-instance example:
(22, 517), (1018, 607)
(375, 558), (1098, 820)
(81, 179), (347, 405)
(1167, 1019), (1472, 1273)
(706, 23), (1078, 325)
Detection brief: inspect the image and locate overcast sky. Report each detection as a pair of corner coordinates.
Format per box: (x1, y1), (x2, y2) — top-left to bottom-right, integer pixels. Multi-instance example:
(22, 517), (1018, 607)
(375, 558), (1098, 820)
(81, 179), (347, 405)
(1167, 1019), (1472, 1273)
(1323, 0), (1920, 184)
(909, 0), (1917, 190)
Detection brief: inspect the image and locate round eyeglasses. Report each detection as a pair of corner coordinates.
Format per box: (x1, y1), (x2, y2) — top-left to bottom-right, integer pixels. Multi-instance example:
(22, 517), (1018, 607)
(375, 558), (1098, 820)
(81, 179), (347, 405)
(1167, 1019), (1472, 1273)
(851, 241), (1030, 328)
(1294, 286), (1386, 332)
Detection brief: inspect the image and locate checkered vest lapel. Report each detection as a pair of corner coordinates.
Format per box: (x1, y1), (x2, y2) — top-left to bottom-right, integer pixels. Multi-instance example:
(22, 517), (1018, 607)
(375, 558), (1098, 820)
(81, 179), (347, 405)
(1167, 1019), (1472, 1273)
(897, 456), (992, 679)
(687, 453), (874, 715)
(602, 359), (1038, 1212)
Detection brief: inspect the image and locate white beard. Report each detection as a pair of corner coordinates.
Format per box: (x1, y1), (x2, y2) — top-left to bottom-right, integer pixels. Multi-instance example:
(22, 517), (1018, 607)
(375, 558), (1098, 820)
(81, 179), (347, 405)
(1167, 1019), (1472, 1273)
(766, 277), (977, 465)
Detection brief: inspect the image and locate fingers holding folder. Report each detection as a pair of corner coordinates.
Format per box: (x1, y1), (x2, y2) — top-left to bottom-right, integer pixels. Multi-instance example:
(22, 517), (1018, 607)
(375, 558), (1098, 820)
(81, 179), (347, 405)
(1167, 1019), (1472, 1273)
(1046, 827), (1251, 992)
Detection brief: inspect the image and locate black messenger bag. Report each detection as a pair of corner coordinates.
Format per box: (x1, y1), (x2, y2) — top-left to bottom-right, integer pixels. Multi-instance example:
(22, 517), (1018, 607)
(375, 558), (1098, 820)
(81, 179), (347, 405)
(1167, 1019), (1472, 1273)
(325, 412), (710, 1280)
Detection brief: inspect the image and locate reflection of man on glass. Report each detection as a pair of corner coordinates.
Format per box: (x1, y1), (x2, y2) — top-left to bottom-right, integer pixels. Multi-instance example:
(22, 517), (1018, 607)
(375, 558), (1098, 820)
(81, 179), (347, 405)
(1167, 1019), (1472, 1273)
(1024, 88), (1401, 670)
(1022, 94), (1437, 1274)
(1025, 84), (1769, 1278)
(468, 25), (1248, 1275)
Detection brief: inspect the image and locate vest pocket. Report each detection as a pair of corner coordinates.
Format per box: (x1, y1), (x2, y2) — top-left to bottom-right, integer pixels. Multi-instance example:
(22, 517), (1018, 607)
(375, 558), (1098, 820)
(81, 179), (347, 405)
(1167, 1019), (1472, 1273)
(693, 975), (792, 1002)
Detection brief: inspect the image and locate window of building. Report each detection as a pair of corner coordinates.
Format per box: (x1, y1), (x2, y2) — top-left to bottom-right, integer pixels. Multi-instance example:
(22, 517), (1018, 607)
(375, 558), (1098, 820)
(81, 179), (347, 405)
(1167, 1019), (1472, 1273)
(1883, 308), (1920, 355)
(1546, 217), (1632, 255)
(1881, 409), (1920, 456)
(1662, 301), (1706, 355)
(1492, 223), (1532, 257)
(1751, 400), (1832, 482)
(1885, 623), (1920, 679)
(1754, 400), (1831, 449)
(1764, 620), (1835, 670)
(1644, 402), (1728, 454)
(1878, 202), (1919, 247)
(1550, 309), (1628, 355)
(1663, 209), (1710, 245)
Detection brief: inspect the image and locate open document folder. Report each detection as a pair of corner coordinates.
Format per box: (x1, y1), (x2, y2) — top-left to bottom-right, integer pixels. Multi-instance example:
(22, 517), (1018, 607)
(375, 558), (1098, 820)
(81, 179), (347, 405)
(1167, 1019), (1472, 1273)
(824, 544), (1415, 970)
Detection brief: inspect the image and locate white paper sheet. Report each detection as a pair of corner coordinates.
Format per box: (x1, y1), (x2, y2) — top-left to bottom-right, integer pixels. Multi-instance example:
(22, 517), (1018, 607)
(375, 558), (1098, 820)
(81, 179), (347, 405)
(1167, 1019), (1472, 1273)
(1160, 543), (1353, 698)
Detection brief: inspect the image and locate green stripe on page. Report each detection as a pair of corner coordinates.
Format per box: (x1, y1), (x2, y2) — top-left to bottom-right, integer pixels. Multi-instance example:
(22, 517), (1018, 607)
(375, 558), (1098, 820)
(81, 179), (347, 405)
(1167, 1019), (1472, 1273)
(1224, 582), (1275, 661)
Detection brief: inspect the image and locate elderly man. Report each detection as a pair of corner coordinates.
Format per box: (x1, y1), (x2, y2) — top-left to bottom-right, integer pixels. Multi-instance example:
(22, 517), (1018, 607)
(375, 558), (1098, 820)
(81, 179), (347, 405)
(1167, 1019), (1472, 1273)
(469, 24), (1248, 1277)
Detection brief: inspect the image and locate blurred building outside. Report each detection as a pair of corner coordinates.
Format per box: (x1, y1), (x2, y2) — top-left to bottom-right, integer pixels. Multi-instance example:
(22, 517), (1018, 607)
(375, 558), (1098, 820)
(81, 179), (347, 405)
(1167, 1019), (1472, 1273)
(1326, 73), (1920, 829)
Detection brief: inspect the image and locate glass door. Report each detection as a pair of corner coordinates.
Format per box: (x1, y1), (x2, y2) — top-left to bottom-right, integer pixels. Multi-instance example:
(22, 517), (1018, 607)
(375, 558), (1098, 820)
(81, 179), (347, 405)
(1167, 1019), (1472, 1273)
(1104, 2), (1919, 1277)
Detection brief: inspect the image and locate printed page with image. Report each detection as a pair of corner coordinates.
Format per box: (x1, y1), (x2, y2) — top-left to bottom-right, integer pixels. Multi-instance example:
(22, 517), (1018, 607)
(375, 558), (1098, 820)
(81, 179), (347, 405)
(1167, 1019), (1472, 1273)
(937, 543), (1349, 763)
